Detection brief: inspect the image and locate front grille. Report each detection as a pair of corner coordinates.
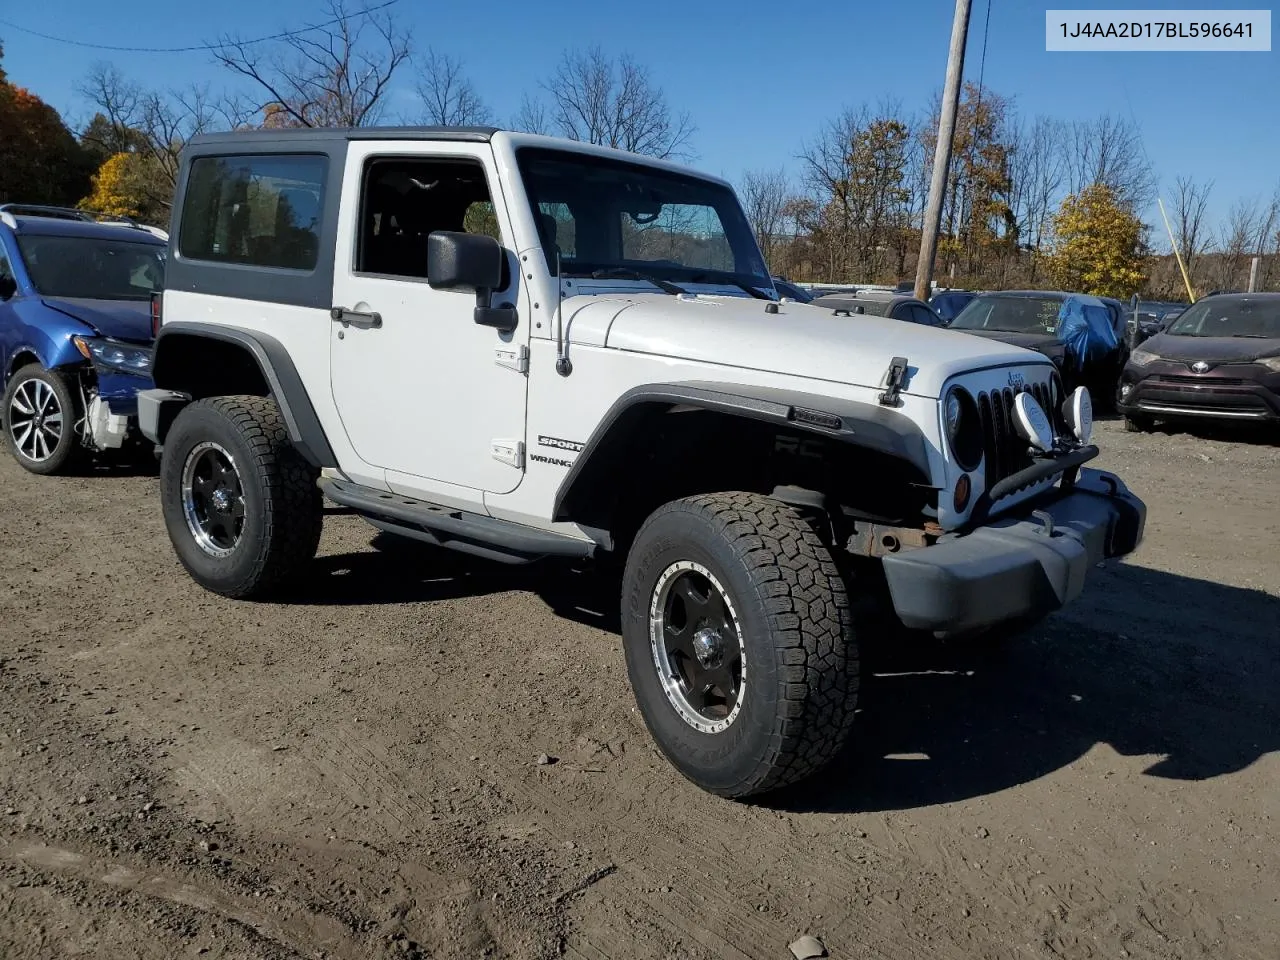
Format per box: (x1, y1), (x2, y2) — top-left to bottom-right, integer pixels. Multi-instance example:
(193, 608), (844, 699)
(975, 379), (1058, 488)
(1154, 374), (1247, 386)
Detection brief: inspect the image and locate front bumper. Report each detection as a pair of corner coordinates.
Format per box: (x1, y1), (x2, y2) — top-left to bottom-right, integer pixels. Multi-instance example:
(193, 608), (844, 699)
(1118, 374), (1280, 421)
(881, 468), (1145, 633)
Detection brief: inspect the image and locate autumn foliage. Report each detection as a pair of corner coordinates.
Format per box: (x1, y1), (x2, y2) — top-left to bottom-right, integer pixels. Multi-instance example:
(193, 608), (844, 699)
(0, 46), (94, 205)
(1046, 184), (1148, 299)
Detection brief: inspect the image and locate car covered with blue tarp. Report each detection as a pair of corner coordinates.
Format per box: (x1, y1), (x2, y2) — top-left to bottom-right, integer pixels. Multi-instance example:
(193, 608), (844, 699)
(945, 290), (1129, 408)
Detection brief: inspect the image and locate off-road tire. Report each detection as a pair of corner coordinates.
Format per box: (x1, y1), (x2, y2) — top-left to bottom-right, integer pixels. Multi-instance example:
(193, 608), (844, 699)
(621, 491), (859, 799)
(160, 396), (322, 599)
(1123, 415), (1152, 433)
(2, 363), (86, 476)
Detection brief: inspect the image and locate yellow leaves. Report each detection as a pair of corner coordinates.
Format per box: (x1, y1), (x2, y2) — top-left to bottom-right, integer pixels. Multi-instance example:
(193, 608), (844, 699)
(1046, 183), (1148, 298)
(79, 152), (168, 224)
(79, 153), (142, 218)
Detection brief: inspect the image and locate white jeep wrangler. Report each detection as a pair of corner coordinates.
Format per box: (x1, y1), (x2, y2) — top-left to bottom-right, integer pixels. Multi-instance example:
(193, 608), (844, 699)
(140, 127), (1145, 799)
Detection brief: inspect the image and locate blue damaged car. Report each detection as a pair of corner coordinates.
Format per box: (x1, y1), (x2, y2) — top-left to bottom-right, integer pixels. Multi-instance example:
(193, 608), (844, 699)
(0, 205), (166, 474)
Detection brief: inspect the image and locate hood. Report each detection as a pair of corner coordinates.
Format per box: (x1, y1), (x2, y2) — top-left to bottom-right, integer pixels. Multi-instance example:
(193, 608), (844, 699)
(955, 329), (1064, 354)
(562, 293), (1052, 398)
(1141, 332), (1280, 363)
(41, 298), (152, 344)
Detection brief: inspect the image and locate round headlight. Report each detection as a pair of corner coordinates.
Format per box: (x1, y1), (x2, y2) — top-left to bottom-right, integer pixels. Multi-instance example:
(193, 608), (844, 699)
(944, 390), (962, 437)
(944, 387), (982, 472)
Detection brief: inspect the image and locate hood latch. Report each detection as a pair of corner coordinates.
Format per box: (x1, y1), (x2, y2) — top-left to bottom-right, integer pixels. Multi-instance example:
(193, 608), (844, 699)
(878, 356), (909, 406)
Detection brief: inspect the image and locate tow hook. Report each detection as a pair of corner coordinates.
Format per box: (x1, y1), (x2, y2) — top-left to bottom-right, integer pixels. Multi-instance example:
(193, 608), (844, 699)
(1031, 509), (1056, 537)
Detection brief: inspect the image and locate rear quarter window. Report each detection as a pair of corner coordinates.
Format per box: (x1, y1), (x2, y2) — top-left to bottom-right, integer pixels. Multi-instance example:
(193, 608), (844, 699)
(179, 154), (327, 271)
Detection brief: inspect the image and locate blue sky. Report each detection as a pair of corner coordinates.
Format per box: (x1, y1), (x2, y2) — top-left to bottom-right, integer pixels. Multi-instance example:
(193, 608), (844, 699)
(2, 0), (1276, 232)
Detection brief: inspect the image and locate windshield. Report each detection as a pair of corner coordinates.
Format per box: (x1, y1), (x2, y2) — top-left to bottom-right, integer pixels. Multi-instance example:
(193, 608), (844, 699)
(516, 147), (771, 290)
(949, 295), (1063, 334)
(18, 235), (165, 301)
(1165, 298), (1280, 338)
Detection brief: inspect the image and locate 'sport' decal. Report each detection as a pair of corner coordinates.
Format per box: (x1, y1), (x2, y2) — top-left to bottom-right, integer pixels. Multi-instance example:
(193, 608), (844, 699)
(537, 435), (585, 453)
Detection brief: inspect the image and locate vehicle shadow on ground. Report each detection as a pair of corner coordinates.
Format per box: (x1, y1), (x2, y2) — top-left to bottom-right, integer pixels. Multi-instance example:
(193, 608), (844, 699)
(770, 560), (1280, 813)
(282, 532), (623, 631)
(281, 536), (1278, 812)
(1147, 421), (1280, 446)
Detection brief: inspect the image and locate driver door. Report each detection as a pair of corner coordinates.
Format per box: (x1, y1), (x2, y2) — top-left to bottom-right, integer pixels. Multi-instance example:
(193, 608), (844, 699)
(329, 141), (530, 498)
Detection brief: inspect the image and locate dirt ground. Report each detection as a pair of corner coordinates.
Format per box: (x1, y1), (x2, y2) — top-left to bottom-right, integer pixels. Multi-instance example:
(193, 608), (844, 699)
(0, 418), (1277, 960)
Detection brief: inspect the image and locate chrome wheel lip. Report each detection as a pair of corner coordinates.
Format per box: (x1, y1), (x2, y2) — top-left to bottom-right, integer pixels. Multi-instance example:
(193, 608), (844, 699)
(648, 560), (746, 735)
(8, 377), (63, 463)
(181, 440), (245, 559)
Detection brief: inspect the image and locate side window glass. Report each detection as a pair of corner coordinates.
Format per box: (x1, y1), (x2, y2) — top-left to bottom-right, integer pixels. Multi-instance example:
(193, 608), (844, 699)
(0, 244), (13, 283)
(178, 154), (327, 270)
(911, 305), (941, 326)
(356, 158), (502, 281)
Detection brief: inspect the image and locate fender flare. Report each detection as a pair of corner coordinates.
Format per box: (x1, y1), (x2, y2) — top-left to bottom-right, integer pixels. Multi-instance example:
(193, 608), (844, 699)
(552, 381), (936, 523)
(151, 321), (337, 468)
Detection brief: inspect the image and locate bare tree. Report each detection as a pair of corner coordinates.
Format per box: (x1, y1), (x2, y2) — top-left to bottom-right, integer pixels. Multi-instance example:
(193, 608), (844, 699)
(79, 62), (224, 210)
(213, 0), (411, 128)
(1065, 115), (1155, 208)
(511, 93), (551, 136)
(739, 168), (792, 270)
(1007, 115), (1066, 264)
(1167, 176), (1213, 285)
(1254, 184), (1280, 291)
(798, 106), (868, 280)
(530, 47), (694, 159)
(415, 49), (490, 126)
(1213, 199), (1263, 291)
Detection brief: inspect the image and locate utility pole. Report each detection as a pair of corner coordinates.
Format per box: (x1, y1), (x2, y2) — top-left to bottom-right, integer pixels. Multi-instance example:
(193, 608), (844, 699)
(914, 0), (974, 302)
(1248, 256), (1260, 292)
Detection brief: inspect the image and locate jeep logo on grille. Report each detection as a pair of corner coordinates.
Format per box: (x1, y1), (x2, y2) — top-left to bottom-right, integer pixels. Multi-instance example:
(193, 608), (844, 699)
(1007, 371), (1025, 389)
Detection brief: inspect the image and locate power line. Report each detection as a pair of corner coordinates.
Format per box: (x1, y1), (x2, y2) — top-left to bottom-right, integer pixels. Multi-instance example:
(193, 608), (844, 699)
(976, 0), (993, 94)
(0, 0), (399, 54)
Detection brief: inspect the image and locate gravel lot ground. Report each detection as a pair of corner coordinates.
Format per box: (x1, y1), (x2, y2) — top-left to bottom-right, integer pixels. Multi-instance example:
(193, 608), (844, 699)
(0, 418), (1277, 960)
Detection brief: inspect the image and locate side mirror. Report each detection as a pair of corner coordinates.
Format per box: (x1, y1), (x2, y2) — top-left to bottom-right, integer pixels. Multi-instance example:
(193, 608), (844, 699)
(0, 274), (16, 301)
(426, 231), (517, 333)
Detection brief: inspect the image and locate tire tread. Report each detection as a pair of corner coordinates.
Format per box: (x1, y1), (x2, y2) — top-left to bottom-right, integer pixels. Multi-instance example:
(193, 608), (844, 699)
(642, 491), (860, 797)
(166, 396), (321, 598)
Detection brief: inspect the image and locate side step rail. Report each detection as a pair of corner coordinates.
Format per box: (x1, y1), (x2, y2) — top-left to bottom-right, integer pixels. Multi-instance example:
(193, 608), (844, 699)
(318, 478), (596, 565)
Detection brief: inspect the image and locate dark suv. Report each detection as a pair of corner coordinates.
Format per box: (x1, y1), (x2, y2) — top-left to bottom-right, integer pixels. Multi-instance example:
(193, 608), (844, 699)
(1117, 292), (1280, 431)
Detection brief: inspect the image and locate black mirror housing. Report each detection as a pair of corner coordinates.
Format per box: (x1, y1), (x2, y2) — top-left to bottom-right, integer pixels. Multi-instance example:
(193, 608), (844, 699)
(0, 274), (16, 300)
(427, 231), (503, 293)
(426, 231), (517, 334)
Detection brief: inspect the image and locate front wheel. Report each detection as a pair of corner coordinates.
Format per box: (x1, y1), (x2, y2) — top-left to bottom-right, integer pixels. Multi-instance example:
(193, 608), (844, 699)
(160, 396), (322, 599)
(621, 492), (860, 799)
(3, 364), (85, 475)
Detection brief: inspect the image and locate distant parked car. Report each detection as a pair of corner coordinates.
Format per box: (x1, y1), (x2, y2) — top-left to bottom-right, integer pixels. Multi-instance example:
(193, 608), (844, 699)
(812, 290), (945, 326)
(946, 290), (1127, 408)
(0, 204), (164, 474)
(930, 289), (976, 324)
(771, 277), (813, 303)
(1124, 299), (1189, 348)
(1117, 292), (1280, 431)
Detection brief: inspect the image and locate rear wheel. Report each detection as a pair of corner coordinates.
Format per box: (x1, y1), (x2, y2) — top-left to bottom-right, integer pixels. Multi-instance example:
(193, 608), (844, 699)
(3, 364), (85, 475)
(621, 492), (860, 799)
(160, 396), (322, 599)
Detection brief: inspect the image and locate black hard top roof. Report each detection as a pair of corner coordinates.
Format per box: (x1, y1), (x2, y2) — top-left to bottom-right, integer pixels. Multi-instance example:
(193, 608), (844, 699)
(187, 125), (499, 148)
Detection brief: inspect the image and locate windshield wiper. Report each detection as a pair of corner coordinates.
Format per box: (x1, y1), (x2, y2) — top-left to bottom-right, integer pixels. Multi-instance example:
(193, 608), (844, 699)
(687, 273), (773, 300)
(588, 268), (687, 295)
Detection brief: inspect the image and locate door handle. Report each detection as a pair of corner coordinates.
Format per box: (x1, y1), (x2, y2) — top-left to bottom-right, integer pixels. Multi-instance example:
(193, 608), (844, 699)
(330, 306), (382, 329)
